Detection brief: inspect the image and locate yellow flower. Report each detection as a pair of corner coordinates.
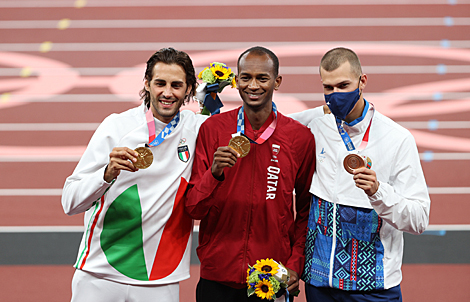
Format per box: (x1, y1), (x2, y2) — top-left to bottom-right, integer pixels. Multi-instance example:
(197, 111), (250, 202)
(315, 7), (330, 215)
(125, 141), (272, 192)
(231, 76), (237, 88)
(210, 62), (231, 80)
(255, 279), (275, 300)
(247, 268), (251, 286)
(254, 259), (279, 275)
(198, 67), (209, 79)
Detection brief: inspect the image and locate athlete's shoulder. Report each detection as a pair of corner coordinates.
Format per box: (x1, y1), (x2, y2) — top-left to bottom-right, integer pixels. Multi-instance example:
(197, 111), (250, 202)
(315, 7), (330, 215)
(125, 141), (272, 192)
(99, 104), (144, 131)
(374, 110), (413, 139)
(179, 110), (209, 130)
(201, 107), (238, 128)
(279, 111), (314, 137)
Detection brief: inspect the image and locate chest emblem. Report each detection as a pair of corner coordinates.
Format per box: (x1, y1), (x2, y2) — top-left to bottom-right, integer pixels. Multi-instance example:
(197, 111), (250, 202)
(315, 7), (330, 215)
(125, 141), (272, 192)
(319, 147), (326, 163)
(178, 145), (190, 163)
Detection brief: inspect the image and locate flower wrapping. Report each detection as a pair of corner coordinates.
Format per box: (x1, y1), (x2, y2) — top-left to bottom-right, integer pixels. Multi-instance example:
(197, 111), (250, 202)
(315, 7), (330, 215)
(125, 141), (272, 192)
(196, 62), (236, 114)
(247, 259), (290, 300)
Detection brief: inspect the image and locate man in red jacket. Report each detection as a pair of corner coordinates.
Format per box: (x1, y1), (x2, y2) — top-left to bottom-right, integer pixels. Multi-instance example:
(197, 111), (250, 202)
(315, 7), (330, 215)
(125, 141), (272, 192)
(185, 46), (316, 302)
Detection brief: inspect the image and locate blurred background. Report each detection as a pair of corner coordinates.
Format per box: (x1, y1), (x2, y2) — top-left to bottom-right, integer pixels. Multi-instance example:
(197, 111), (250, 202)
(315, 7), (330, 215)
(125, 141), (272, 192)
(0, 0), (469, 301)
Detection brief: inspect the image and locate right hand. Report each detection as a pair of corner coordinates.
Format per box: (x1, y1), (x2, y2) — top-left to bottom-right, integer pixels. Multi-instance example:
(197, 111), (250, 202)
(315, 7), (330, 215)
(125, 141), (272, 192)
(211, 146), (239, 179)
(104, 147), (139, 183)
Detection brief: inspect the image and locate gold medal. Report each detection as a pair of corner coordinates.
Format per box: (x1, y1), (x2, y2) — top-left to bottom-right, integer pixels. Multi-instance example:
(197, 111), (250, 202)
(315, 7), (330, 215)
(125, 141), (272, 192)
(343, 154), (365, 174)
(228, 135), (250, 158)
(134, 147), (153, 169)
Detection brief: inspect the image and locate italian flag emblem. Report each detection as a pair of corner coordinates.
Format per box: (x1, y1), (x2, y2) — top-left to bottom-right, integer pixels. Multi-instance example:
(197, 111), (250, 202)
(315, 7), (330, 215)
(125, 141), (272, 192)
(178, 145), (190, 162)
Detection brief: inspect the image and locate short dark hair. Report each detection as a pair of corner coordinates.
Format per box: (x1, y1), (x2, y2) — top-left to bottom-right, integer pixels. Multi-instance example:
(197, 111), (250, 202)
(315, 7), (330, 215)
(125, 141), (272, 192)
(237, 46), (279, 77)
(139, 47), (196, 106)
(320, 47), (362, 78)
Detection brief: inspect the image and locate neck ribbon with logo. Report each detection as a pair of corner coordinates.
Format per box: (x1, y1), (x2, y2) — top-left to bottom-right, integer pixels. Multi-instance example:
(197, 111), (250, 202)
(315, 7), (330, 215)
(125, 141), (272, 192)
(145, 106), (180, 147)
(335, 100), (373, 152)
(237, 102), (278, 144)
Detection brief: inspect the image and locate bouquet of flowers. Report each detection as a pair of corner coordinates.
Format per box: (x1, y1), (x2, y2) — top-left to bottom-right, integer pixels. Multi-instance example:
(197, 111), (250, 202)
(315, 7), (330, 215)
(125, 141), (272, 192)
(196, 62), (236, 115)
(246, 258), (290, 300)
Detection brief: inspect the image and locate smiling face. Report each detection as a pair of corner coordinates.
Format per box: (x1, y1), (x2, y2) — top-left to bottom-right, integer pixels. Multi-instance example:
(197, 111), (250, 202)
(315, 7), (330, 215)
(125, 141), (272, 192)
(144, 62), (192, 123)
(236, 52), (282, 111)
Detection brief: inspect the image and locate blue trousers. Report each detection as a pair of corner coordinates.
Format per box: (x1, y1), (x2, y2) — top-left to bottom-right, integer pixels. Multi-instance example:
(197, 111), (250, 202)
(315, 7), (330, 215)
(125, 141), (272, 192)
(305, 283), (402, 302)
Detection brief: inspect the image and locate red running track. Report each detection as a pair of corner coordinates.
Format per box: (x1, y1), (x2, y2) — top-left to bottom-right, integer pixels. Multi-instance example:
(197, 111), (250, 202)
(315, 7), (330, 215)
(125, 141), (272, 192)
(0, 1), (469, 301)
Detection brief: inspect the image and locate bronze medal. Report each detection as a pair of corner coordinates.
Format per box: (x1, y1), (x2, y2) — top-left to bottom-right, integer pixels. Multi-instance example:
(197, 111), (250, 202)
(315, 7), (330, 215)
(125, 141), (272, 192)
(228, 135), (251, 158)
(343, 154), (365, 174)
(134, 147), (153, 169)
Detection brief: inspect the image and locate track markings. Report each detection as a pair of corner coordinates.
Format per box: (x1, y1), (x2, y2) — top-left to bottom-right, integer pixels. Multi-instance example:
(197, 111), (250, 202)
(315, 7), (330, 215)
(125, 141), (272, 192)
(1, 17), (470, 29)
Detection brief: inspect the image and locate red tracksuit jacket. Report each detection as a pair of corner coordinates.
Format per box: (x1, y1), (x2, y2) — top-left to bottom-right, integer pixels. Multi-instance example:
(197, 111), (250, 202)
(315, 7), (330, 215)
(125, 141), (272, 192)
(185, 106), (316, 287)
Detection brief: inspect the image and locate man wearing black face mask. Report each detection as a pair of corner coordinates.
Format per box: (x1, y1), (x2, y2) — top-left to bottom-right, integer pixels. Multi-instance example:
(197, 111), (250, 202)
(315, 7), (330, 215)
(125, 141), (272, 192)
(291, 47), (430, 302)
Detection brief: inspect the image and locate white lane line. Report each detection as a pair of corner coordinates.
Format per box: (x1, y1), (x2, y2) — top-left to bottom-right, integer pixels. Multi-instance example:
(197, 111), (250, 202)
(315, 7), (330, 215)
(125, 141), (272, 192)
(363, 65), (470, 74)
(399, 121), (470, 129)
(0, 0), (468, 8)
(419, 153), (470, 160)
(0, 226), (84, 233)
(1, 187), (470, 196)
(0, 123), (100, 131)
(0, 146), (86, 162)
(281, 65), (470, 75)
(1, 121), (470, 131)
(2, 65), (470, 76)
(0, 224), (469, 233)
(0, 94), (137, 102)
(425, 225), (470, 231)
(287, 92), (470, 102)
(0, 92), (469, 103)
(1, 153), (469, 162)
(0, 189), (63, 196)
(428, 187), (470, 194)
(0, 67), (130, 76)
(1, 40), (470, 52)
(1, 18), (470, 29)
(0, 157), (81, 162)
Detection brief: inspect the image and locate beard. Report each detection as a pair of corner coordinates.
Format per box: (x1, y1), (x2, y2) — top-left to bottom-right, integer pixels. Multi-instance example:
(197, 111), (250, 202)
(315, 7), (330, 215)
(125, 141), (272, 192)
(149, 94), (184, 123)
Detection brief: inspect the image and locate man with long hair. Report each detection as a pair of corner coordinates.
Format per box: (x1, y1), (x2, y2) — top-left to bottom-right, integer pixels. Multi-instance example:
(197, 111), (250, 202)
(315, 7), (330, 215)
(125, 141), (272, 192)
(62, 48), (207, 302)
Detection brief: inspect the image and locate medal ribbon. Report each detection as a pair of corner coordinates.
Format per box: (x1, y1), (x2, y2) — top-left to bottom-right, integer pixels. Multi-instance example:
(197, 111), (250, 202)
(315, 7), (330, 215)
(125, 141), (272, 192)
(236, 103), (278, 144)
(145, 107), (180, 147)
(335, 101), (373, 152)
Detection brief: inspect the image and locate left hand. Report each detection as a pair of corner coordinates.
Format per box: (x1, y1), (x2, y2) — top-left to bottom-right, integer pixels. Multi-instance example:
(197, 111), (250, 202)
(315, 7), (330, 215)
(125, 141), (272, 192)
(286, 267), (299, 294)
(353, 167), (379, 196)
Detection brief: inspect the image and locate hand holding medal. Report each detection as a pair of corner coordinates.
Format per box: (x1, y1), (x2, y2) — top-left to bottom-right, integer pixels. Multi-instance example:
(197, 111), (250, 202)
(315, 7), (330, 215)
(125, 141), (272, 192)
(134, 146), (154, 169)
(343, 154), (372, 174)
(104, 147), (141, 183)
(211, 136), (250, 179)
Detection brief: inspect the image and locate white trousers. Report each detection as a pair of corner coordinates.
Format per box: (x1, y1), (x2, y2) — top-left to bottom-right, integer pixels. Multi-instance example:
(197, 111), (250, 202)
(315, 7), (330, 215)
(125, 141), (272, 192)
(71, 269), (179, 302)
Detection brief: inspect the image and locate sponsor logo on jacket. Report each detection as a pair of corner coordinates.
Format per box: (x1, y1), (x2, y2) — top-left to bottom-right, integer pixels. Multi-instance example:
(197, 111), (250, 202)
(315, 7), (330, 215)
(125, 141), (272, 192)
(319, 147), (326, 163)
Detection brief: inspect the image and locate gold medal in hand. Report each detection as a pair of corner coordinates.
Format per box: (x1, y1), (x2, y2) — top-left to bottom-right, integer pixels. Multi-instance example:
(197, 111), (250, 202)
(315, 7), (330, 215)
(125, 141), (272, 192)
(134, 147), (154, 169)
(228, 136), (250, 158)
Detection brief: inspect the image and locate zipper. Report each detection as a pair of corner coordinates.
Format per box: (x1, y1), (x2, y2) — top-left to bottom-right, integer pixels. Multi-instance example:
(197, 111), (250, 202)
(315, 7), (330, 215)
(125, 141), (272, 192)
(328, 201), (337, 287)
(242, 144), (256, 282)
(329, 146), (341, 287)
